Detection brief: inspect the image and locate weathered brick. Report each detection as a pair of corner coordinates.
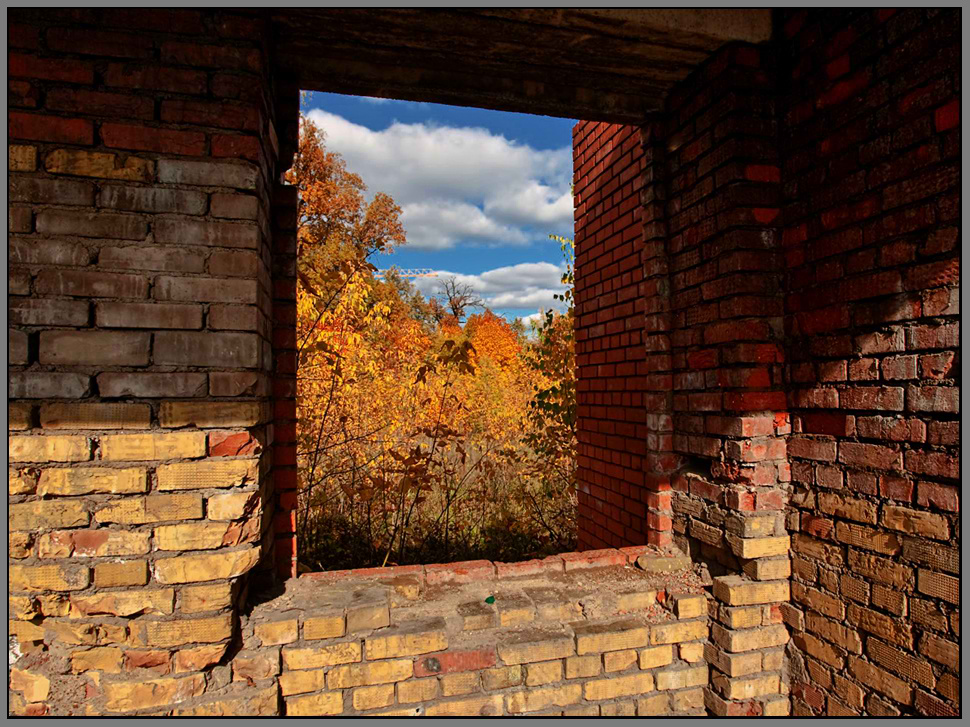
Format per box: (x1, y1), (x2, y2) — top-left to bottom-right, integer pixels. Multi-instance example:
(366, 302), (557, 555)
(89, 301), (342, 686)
(181, 582), (233, 614)
(327, 658), (411, 688)
(38, 330), (149, 366)
(424, 694), (503, 717)
(848, 656), (912, 706)
(651, 618), (707, 645)
(285, 691), (343, 716)
(255, 619), (299, 647)
(95, 494), (202, 524)
(94, 560), (148, 587)
(573, 618), (650, 654)
(9, 372), (91, 399)
(154, 330), (261, 367)
(398, 678), (438, 704)
(916, 569), (958, 604)
(103, 674), (206, 713)
(38, 467), (146, 496)
(157, 159), (258, 189)
(155, 547), (259, 584)
(10, 175), (94, 205)
(71, 646), (123, 674)
(45, 148), (153, 181)
(154, 520), (251, 550)
(847, 604), (913, 649)
(881, 505), (950, 540)
(157, 458), (258, 491)
(10, 564), (90, 592)
(10, 499), (89, 531)
(10, 144), (37, 171)
(711, 623), (789, 653)
(211, 192), (259, 220)
(497, 631), (574, 665)
(160, 401), (263, 428)
(98, 372), (208, 399)
(9, 298), (89, 327)
(508, 683), (582, 713)
(40, 403), (151, 430)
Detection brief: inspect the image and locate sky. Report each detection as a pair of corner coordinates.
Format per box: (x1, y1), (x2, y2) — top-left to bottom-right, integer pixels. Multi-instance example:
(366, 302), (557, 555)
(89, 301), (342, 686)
(304, 91), (577, 325)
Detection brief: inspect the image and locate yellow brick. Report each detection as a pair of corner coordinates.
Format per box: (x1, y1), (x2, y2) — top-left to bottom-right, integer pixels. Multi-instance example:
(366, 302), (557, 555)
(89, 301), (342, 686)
(255, 619), (298, 646)
(172, 685), (278, 717)
(9, 532), (32, 558)
(40, 529), (150, 558)
(103, 674), (206, 713)
(154, 521), (233, 551)
(95, 494), (202, 524)
(10, 435), (90, 462)
(9, 619), (46, 643)
(279, 668), (326, 696)
(38, 467), (146, 496)
(9, 596), (38, 621)
(440, 672), (479, 696)
(39, 403), (151, 430)
(507, 683), (582, 713)
(10, 669), (50, 702)
(651, 619), (707, 645)
(711, 623), (789, 653)
(525, 659), (563, 685)
(365, 623), (446, 659)
(154, 547), (259, 584)
(672, 687), (705, 712)
(353, 684), (395, 710)
(9, 468), (36, 494)
(45, 149), (153, 181)
(714, 575), (789, 606)
(327, 659), (411, 689)
(71, 646), (123, 674)
(10, 499), (89, 531)
(160, 401), (262, 429)
(616, 590), (658, 612)
(638, 644), (674, 669)
(99, 432), (206, 461)
(497, 632), (574, 665)
(207, 490), (258, 520)
(721, 605), (763, 629)
(604, 649), (638, 672)
(283, 641), (362, 670)
(712, 672), (780, 699)
(565, 655), (600, 679)
(182, 582), (233, 614)
(762, 648), (784, 671)
(601, 700), (636, 716)
(286, 691), (343, 716)
(424, 694), (503, 717)
(574, 618), (650, 654)
(656, 664), (708, 691)
(680, 642), (705, 663)
(156, 459), (258, 491)
(584, 671), (654, 701)
(232, 651), (280, 682)
(37, 594), (71, 618)
(726, 534), (790, 559)
(8, 402), (33, 430)
(94, 560), (148, 587)
(637, 694), (669, 717)
(141, 613), (232, 648)
(671, 593), (707, 619)
(398, 678), (437, 703)
(11, 564), (90, 592)
(482, 665), (522, 690)
(72, 589), (174, 617)
(564, 704), (600, 716)
(304, 614), (345, 640)
(743, 557), (791, 581)
(763, 697), (790, 716)
(347, 603), (390, 633)
(10, 144), (37, 171)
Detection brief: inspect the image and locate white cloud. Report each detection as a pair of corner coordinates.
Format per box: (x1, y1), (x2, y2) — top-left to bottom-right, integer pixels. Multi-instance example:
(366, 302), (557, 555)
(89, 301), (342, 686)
(410, 262), (569, 313)
(358, 96), (391, 105)
(304, 109), (572, 250)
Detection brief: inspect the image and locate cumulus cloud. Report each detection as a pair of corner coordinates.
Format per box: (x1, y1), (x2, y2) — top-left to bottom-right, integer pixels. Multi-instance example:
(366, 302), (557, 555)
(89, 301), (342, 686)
(305, 108), (572, 250)
(410, 262), (569, 313)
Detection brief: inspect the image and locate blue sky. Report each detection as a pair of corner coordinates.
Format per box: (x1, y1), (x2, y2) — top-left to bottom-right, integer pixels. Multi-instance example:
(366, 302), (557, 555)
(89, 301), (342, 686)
(304, 91), (577, 324)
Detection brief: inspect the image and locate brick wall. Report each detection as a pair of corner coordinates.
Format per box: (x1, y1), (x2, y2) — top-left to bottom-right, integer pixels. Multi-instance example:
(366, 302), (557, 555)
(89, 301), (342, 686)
(228, 551), (711, 717)
(779, 9), (960, 717)
(574, 121), (670, 549)
(7, 9), (292, 716)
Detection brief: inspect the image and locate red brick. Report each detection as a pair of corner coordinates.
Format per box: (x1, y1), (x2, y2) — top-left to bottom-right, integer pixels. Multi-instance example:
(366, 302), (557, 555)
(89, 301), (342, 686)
(162, 99), (260, 132)
(46, 89), (154, 120)
(104, 63), (208, 94)
(934, 100), (959, 132)
(211, 134), (263, 163)
(209, 431), (262, 457)
(9, 111), (93, 144)
(916, 481), (958, 512)
(47, 27), (151, 58)
(424, 560), (494, 585)
(9, 52), (93, 83)
(413, 649), (496, 678)
(102, 123), (206, 156)
(161, 41), (261, 71)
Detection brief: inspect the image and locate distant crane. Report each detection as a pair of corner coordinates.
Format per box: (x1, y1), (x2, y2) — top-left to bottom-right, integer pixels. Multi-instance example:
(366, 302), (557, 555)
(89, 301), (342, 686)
(376, 268), (438, 279)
